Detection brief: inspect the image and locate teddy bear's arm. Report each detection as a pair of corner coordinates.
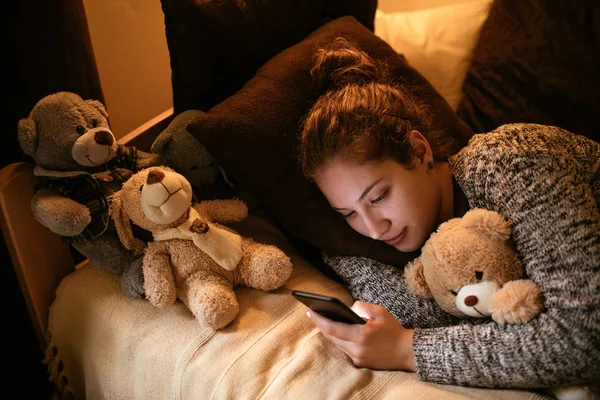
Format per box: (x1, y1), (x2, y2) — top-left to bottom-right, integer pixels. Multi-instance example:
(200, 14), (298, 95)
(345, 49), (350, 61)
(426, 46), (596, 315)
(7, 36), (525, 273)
(142, 242), (176, 307)
(31, 188), (92, 236)
(490, 279), (544, 325)
(136, 150), (165, 170)
(192, 199), (248, 223)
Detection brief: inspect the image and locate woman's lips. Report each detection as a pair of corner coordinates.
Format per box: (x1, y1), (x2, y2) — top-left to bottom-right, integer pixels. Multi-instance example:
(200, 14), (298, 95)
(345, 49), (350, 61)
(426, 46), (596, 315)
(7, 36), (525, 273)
(384, 227), (407, 246)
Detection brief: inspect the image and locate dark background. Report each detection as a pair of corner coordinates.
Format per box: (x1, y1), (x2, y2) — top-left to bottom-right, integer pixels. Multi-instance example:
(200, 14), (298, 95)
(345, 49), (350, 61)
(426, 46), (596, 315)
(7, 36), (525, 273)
(4, 0), (104, 396)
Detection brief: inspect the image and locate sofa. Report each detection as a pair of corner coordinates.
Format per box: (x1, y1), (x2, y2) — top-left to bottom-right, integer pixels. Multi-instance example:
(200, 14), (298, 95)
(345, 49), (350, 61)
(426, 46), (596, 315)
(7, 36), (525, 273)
(2, 0), (599, 398)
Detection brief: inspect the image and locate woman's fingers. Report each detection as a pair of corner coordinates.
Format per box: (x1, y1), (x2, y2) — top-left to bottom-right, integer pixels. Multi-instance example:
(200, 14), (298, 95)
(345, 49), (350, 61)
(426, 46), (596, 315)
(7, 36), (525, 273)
(307, 302), (416, 371)
(306, 310), (363, 341)
(351, 301), (386, 320)
(307, 311), (365, 362)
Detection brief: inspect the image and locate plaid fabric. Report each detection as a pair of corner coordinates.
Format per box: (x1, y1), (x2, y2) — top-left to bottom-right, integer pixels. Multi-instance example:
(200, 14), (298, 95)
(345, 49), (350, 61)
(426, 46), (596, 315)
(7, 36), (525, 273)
(35, 146), (139, 242)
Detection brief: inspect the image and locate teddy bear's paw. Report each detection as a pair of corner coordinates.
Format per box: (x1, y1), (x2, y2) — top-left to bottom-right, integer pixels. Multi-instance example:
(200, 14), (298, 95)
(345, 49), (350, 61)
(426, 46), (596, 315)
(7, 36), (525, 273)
(187, 283), (240, 330)
(136, 151), (165, 169)
(490, 279), (544, 325)
(32, 190), (92, 236)
(238, 240), (293, 291)
(121, 257), (146, 299)
(202, 301), (240, 330)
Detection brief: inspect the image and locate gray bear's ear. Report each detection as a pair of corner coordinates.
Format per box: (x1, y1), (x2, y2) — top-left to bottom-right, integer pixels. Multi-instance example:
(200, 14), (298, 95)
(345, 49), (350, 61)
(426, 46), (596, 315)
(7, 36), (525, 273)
(150, 130), (173, 155)
(86, 99), (109, 119)
(17, 117), (38, 157)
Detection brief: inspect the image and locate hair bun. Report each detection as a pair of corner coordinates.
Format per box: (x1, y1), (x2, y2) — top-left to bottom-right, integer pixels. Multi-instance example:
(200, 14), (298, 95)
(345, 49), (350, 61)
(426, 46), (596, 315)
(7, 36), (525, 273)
(310, 37), (385, 90)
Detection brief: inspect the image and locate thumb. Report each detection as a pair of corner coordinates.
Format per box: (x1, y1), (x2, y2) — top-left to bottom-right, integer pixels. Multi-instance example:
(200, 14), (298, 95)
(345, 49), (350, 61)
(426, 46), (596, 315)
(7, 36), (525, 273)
(351, 301), (374, 320)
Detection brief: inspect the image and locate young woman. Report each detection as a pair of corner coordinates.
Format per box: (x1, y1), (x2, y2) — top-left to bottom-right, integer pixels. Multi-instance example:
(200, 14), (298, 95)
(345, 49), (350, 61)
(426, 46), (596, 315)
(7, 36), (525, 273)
(298, 37), (600, 390)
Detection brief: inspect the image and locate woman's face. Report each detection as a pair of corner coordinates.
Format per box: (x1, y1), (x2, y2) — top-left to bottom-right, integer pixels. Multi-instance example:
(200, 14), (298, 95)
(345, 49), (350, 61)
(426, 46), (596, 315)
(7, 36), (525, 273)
(315, 157), (445, 253)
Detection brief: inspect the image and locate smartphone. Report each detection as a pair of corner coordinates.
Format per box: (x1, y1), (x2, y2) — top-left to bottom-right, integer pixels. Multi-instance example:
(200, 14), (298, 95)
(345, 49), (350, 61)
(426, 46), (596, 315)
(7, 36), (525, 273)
(292, 290), (366, 324)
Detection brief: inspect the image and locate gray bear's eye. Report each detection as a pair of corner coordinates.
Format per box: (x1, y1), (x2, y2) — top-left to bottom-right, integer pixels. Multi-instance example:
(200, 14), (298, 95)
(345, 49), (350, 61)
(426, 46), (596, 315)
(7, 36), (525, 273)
(475, 271), (483, 280)
(76, 125), (86, 135)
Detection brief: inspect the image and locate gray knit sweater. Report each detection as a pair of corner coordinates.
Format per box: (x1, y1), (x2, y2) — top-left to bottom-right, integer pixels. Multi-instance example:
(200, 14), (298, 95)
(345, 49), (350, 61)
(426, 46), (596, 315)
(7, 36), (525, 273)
(323, 123), (600, 389)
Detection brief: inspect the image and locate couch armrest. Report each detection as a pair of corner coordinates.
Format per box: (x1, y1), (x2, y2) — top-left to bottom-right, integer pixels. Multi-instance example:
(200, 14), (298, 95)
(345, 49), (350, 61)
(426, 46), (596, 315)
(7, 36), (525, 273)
(1, 109), (174, 350)
(0, 162), (74, 349)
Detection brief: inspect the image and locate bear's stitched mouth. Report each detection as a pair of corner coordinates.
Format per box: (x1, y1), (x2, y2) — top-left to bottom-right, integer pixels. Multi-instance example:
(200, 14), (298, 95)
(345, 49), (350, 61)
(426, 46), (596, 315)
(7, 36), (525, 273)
(153, 181), (183, 209)
(85, 146), (112, 166)
(141, 180), (191, 225)
(472, 306), (487, 317)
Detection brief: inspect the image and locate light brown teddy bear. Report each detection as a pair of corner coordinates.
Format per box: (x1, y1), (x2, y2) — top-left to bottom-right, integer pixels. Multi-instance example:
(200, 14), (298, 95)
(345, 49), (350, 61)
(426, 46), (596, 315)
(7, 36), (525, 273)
(404, 208), (544, 325)
(110, 165), (293, 329)
(405, 208), (599, 400)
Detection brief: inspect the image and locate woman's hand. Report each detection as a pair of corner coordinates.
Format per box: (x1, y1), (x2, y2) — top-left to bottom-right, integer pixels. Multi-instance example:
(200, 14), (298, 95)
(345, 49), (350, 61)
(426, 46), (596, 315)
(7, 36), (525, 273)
(307, 301), (416, 371)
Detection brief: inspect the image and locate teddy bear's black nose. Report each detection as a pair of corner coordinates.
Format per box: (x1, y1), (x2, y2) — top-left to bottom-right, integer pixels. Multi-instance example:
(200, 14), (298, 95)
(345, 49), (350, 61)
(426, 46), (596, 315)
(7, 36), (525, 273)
(94, 130), (113, 146)
(147, 170), (165, 184)
(464, 295), (478, 307)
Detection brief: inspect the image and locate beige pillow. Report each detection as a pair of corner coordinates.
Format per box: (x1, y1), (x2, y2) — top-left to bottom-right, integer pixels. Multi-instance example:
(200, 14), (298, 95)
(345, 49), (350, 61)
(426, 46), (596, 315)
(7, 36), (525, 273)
(374, 0), (493, 110)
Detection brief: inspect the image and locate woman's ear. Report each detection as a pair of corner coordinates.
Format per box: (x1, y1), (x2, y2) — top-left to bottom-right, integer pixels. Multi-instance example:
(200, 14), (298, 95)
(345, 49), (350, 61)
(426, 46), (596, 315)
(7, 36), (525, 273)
(405, 258), (432, 298)
(407, 130), (433, 168)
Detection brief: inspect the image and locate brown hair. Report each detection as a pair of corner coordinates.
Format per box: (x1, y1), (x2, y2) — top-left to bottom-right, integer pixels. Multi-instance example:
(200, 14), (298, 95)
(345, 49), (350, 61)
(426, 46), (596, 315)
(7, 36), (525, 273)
(298, 37), (458, 180)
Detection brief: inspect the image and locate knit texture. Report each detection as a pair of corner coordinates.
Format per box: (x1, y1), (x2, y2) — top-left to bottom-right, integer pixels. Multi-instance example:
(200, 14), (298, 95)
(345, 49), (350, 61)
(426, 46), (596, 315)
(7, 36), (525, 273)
(324, 123), (600, 389)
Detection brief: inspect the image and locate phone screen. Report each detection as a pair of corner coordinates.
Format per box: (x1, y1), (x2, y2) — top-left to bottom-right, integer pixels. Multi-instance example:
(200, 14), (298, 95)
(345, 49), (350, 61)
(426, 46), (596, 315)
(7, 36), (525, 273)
(292, 290), (366, 324)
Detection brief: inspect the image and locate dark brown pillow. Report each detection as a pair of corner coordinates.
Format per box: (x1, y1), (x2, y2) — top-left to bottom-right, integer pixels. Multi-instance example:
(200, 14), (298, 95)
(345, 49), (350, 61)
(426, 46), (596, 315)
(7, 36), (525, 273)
(188, 15), (474, 266)
(161, 0), (377, 114)
(457, 0), (600, 143)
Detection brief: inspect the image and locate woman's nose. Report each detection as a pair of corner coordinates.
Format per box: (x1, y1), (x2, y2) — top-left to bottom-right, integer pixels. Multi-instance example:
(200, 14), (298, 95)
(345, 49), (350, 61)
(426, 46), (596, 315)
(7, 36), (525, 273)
(362, 214), (389, 240)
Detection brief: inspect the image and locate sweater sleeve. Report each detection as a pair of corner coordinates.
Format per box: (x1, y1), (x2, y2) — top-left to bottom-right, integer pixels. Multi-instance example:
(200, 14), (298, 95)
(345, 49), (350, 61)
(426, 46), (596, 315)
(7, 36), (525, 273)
(323, 253), (462, 329)
(414, 144), (600, 388)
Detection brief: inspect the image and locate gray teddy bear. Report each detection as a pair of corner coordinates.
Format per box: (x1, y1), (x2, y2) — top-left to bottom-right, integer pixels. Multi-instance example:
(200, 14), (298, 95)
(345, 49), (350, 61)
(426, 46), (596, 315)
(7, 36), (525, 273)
(151, 109), (259, 209)
(17, 91), (163, 298)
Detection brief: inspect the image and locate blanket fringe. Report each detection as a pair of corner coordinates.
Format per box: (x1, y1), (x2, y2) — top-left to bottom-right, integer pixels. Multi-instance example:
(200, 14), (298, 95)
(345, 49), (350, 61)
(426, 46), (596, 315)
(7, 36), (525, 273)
(44, 330), (75, 400)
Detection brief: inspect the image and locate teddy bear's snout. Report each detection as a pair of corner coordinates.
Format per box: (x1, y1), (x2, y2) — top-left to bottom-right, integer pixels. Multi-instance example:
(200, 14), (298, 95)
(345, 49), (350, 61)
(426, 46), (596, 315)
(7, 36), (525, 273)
(139, 168), (193, 225)
(456, 281), (500, 318)
(94, 130), (114, 146)
(464, 295), (478, 307)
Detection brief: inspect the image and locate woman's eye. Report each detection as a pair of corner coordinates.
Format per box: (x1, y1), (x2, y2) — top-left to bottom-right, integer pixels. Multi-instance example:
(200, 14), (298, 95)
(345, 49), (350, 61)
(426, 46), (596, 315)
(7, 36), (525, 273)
(371, 190), (388, 204)
(342, 211), (356, 219)
(75, 125), (85, 135)
(450, 290), (458, 296)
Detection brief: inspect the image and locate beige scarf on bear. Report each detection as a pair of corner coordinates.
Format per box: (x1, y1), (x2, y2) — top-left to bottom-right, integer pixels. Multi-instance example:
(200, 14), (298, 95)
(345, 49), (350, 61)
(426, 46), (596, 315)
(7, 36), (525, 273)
(152, 207), (243, 271)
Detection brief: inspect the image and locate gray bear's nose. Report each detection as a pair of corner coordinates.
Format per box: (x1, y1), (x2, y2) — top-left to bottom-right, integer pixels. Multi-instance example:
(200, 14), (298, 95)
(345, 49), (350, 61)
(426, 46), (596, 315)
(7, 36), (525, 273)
(147, 170), (165, 184)
(94, 130), (113, 146)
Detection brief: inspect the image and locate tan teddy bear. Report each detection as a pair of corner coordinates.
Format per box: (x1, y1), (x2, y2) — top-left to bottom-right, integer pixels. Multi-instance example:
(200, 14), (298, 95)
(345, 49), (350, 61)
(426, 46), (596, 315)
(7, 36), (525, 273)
(110, 165), (293, 329)
(405, 208), (599, 400)
(404, 208), (544, 325)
